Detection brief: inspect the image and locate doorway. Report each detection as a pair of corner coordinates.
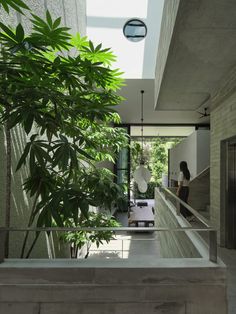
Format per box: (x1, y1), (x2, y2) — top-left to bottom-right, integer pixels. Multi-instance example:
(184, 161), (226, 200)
(222, 137), (236, 248)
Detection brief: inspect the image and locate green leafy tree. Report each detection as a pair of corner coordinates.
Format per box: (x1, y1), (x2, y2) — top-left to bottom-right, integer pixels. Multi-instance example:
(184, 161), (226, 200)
(150, 138), (168, 184)
(62, 212), (120, 259)
(0, 5), (128, 257)
(130, 140), (150, 173)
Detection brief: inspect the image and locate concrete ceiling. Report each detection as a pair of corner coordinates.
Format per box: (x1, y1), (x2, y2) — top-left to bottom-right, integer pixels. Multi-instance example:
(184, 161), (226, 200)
(117, 79), (206, 124)
(155, 0), (236, 119)
(86, 0), (233, 125)
(130, 126), (195, 137)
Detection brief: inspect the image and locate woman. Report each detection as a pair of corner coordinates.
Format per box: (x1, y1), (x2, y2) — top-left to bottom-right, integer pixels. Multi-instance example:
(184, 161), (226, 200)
(176, 161), (191, 218)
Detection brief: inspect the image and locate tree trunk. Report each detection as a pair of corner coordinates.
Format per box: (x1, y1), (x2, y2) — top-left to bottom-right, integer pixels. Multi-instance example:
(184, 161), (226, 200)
(4, 119), (11, 258)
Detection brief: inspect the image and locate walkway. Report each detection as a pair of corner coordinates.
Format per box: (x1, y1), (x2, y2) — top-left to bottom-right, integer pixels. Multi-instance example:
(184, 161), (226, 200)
(89, 199), (161, 260)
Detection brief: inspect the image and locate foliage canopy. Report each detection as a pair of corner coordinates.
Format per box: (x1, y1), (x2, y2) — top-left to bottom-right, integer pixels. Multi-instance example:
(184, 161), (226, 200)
(0, 5), (127, 257)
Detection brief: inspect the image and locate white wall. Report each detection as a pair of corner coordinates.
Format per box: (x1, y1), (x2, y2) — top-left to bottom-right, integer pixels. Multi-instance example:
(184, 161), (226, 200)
(169, 132), (197, 181)
(87, 0), (164, 79)
(197, 130), (210, 174)
(169, 130), (210, 182)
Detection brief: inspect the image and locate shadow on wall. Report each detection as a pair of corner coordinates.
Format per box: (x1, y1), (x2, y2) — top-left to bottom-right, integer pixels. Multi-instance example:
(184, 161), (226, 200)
(0, 126), (48, 258)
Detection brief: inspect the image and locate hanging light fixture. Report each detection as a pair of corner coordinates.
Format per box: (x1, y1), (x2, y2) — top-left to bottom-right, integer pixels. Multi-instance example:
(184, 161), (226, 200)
(133, 90), (151, 193)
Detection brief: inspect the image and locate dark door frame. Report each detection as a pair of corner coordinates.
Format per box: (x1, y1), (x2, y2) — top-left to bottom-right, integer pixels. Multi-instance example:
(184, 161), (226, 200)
(220, 135), (236, 247)
(114, 124), (131, 200)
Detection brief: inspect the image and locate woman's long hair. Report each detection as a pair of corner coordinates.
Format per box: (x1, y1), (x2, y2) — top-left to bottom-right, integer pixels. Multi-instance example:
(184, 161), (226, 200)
(180, 161), (190, 180)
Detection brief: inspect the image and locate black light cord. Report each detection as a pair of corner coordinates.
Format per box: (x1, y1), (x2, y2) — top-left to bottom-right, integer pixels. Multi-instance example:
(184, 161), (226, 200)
(140, 90), (144, 163)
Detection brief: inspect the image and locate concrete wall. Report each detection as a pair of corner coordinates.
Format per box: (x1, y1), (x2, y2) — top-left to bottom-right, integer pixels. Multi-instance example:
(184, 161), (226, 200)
(169, 131), (197, 181)
(169, 130), (210, 181)
(155, 189), (208, 258)
(0, 126), (48, 258)
(0, 0), (86, 257)
(0, 259), (227, 314)
(188, 167), (210, 213)
(154, 0), (180, 105)
(155, 189), (201, 258)
(210, 87), (236, 238)
(197, 130), (210, 174)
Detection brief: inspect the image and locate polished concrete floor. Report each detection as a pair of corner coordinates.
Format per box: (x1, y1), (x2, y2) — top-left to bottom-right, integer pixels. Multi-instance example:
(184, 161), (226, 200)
(89, 200), (161, 260)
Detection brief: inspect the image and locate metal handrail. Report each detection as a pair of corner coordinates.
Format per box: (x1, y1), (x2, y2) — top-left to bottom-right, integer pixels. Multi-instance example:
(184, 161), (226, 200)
(161, 187), (210, 227)
(0, 186), (217, 264)
(190, 166), (210, 182)
(0, 225), (217, 263)
(0, 226), (214, 232)
(156, 187), (217, 263)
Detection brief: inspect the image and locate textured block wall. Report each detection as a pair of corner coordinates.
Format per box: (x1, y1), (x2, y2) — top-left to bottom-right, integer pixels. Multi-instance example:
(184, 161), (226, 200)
(0, 0), (86, 257)
(188, 167), (210, 213)
(155, 189), (200, 258)
(210, 91), (236, 236)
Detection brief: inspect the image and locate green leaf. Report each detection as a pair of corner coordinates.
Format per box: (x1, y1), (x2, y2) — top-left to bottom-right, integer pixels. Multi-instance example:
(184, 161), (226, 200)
(30, 134), (38, 142)
(89, 40), (94, 52)
(37, 205), (52, 228)
(76, 147), (94, 160)
(30, 11), (71, 51)
(16, 142), (31, 171)
(46, 10), (53, 28)
(52, 207), (64, 227)
(29, 150), (35, 175)
(11, 0), (29, 10)
(15, 23), (24, 42)
(0, 22), (17, 42)
(95, 43), (102, 52)
(7, 112), (22, 129)
(0, 1), (9, 13)
(24, 114), (34, 134)
(79, 199), (89, 218)
(71, 33), (89, 49)
(53, 17), (61, 29)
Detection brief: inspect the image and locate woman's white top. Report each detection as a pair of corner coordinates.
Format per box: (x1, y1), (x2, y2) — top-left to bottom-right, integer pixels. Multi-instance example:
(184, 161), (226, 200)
(178, 171), (190, 187)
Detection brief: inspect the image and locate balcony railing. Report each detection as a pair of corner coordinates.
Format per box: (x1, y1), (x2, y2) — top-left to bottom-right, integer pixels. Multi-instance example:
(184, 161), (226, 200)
(160, 186), (210, 226)
(0, 187), (217, 264)
(0, 227), (217, 264)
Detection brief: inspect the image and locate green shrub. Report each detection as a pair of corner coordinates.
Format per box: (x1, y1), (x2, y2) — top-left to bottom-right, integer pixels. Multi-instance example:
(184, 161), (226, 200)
(133, 181), (158, 199)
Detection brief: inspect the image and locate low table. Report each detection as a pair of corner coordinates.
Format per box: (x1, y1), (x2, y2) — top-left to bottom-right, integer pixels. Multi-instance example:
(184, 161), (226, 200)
(128, 206), (155, 227)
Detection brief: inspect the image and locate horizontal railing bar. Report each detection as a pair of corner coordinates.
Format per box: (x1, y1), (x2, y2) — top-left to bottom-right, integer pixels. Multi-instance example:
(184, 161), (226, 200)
(0, 227), (216, 232)
(161, 187), (211, 228)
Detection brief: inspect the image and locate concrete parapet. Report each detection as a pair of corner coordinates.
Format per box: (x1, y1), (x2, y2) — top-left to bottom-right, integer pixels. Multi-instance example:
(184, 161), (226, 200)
(0, 258), (227, 314)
